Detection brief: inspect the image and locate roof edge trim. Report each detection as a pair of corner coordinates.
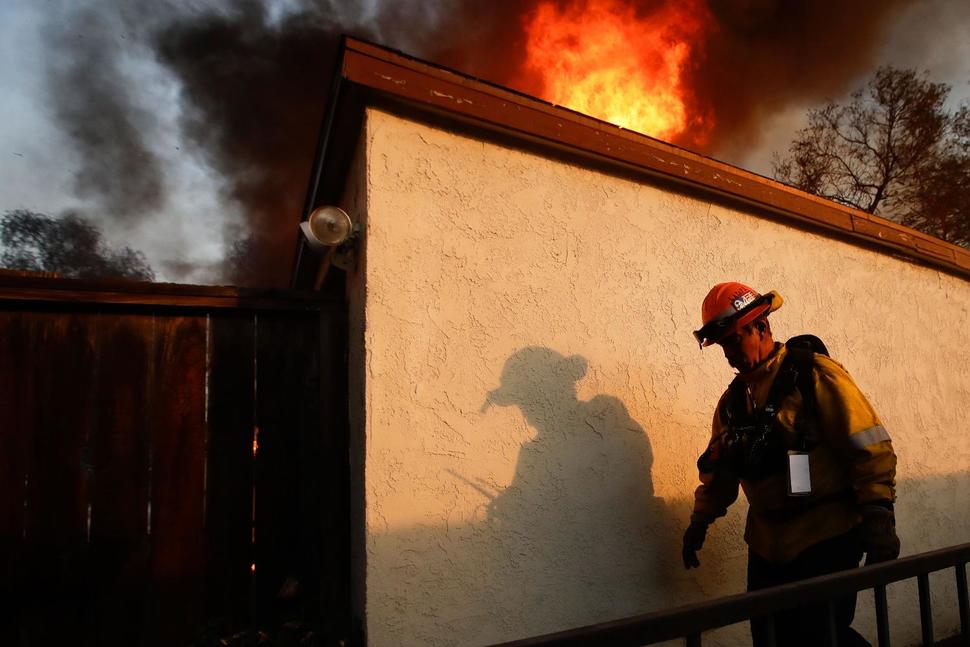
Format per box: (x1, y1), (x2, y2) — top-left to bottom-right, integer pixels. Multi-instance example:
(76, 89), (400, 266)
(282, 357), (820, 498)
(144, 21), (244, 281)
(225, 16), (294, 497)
(322, 37), (970, 280)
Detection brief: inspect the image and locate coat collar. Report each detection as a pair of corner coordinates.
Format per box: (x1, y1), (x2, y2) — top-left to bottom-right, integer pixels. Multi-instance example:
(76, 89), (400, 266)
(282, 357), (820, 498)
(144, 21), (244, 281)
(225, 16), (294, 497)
(736, 342), (786, 384)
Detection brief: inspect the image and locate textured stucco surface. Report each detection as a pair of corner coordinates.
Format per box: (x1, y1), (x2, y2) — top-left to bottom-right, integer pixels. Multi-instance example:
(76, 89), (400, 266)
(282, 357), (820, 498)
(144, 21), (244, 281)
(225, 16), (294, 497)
(347, 107), (970, 646)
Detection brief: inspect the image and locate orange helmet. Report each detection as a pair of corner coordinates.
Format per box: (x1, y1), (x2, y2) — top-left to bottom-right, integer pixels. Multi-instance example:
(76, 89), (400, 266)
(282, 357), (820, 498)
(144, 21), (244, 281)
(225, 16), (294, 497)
(693, 282), (783, 348)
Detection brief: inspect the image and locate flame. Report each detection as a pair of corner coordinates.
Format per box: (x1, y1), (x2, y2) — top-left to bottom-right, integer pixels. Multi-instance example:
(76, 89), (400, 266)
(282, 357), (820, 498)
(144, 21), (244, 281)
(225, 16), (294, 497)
(520, 0), (713, 146)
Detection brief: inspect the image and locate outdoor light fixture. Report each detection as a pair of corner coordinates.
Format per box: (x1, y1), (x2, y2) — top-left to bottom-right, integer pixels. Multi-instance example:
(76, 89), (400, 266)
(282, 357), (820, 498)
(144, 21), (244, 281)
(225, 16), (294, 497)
(300, 206), (354, 250)
(300, 206), (360, 289)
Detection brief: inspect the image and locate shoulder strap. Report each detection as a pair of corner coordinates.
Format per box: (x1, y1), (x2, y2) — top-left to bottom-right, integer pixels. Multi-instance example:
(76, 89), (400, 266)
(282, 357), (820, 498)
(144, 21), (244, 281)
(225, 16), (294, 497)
(759, 342), (817, 426)
(721, 376), (750, 427)
(785, 335), (825, 415)
(787, 345), (816, 413)
(783, 338), (823, 451)
(723, 339), (820, 430)
(762, 352), (799, 419)
(786, 334), (828, 357)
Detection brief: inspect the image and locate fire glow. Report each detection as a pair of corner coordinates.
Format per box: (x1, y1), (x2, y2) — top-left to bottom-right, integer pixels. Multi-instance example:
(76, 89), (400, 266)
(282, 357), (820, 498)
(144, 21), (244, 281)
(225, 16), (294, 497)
(520, 0), (712, 145)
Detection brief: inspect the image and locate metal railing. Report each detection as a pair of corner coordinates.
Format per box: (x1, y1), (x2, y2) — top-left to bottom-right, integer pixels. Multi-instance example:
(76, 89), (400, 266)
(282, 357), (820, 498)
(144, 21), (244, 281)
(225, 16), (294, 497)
(491, 542), (970, 647)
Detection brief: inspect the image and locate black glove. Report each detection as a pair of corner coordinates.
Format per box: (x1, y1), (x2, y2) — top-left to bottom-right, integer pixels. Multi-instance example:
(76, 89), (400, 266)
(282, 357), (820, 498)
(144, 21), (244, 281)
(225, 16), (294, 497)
(860, 504), (900, 566)
(682, 513), (713, 569)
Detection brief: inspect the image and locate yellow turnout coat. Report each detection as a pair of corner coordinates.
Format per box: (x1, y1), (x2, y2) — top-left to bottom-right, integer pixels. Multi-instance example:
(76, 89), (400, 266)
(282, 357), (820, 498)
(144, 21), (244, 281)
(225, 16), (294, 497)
(693, 343), (896, 564)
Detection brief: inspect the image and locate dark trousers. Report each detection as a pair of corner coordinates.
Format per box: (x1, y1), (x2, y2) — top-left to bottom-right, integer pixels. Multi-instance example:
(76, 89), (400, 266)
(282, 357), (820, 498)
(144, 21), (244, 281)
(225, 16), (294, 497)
(748, 530), (869, 647)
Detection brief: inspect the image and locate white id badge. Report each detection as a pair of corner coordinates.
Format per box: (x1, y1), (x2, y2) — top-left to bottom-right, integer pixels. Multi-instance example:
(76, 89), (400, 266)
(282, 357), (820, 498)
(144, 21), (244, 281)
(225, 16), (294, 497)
(787, 451), (812, 496)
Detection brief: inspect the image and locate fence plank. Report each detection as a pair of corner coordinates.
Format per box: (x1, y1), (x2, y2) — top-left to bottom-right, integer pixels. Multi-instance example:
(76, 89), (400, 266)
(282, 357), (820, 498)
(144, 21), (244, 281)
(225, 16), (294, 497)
(317, 306), (351, 642)
(20, 312), (98, 643)
(0, 311), (33, 642)
(0, 296), (336, 645)
(205, 313), (257, 636)
(253, 313), (321, 630)
(298, 314), (324, 628)
(145, 315), (208, 646)
(89, 313), (155, 647)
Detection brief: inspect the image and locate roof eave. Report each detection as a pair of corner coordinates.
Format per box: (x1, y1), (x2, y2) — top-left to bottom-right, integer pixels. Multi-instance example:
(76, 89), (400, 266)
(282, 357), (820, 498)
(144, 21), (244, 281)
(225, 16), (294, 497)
(290, 37), (970, 289)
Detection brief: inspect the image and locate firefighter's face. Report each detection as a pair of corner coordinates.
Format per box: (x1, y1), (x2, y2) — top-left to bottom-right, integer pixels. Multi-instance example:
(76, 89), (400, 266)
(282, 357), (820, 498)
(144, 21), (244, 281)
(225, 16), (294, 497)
(717, 322), (765, 372)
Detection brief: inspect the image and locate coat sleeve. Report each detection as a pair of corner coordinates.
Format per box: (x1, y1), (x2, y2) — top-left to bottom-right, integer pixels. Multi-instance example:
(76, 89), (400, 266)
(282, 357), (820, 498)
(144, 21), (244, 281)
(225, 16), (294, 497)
(692, 399), (741, 520)
(814, 356), (897, 505)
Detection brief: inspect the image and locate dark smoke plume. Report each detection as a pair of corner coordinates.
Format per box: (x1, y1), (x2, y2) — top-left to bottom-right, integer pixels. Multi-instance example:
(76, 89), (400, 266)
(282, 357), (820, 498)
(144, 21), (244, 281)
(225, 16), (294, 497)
(694, 0), (918, 158)
(47, 6), (166, 224)
(152, 0), (493, 286)
(43, 0), (920, 286)
(150, 0), (491, 286)
(43, 0), (400, 286)
(154, 2), (348, 287)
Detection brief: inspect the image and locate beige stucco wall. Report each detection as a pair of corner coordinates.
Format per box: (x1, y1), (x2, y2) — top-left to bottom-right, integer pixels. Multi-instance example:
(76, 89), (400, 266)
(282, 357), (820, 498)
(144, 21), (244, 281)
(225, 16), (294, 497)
(343, 107), (970, 646)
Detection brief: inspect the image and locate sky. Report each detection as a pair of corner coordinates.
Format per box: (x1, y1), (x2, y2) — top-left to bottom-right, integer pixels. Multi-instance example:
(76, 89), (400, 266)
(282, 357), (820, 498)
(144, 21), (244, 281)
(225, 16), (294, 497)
(1, 0), (969, 284)
(732, 0), (970, 175)
(0, 0), (231, 283)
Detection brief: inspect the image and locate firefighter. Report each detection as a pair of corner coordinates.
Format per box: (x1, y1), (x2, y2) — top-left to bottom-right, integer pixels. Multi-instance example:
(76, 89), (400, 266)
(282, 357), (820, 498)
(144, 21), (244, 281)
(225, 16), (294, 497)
(682, 282), (899, 647)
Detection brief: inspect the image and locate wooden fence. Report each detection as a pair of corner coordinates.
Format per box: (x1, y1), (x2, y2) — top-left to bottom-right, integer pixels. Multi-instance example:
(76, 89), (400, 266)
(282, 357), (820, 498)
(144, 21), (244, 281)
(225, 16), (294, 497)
(0, 277), (350, 646)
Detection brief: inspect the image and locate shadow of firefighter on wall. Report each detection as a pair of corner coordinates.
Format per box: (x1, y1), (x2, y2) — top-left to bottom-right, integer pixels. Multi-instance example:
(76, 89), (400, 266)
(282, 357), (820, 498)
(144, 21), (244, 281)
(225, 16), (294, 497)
(480, 346), (683, 635)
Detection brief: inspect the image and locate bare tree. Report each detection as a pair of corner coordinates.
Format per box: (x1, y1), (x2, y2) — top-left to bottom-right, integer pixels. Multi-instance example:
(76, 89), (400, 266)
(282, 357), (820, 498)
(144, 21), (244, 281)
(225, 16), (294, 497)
(900, 106), (970, 247)
(1, 209), (155, 281)
(774, 67), (970, 247)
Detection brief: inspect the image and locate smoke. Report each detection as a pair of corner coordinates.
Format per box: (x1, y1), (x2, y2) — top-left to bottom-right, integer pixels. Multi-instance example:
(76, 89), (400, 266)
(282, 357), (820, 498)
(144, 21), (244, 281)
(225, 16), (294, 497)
(692, 0), (918, 159)
(40, 0), (923, 286)
(46, 6), (166, 225)
(41, 0), (450, 286)
(152, 2), (347, 287)
(150, 0), (512, 286)
(147, 0), (524, 286)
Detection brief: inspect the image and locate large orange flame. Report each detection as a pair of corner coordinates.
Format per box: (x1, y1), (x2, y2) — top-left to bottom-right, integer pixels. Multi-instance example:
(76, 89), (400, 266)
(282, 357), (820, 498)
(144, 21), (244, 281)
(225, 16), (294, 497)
(520, 0), (713, 146)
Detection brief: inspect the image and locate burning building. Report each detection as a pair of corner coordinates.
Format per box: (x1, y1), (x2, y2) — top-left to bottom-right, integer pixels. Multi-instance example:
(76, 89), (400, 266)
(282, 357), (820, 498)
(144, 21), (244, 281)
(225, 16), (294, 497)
(291, 38), (970, 646)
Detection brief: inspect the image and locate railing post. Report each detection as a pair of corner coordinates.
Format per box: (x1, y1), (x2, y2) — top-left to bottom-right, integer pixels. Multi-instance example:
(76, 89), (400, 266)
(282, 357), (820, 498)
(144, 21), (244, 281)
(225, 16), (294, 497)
(763, 614), (777, 647)
(917, 573), (933, 646)
(956, 562), (969, 645)
(874, 585), (891, 647)
(826, 601), (839, 646)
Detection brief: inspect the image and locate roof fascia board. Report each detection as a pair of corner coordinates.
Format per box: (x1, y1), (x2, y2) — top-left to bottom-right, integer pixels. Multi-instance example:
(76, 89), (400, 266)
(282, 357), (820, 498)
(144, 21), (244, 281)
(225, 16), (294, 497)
(300, 37), (968, 283)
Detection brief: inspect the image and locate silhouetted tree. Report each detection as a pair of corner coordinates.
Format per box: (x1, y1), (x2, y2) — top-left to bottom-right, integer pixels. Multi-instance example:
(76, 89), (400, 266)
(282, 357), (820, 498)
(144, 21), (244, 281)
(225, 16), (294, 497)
(774, 67), (970, 247)
(224, 233), (262, 287)
(900, 106), (970, 247)
(0, 209), (155, 280)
